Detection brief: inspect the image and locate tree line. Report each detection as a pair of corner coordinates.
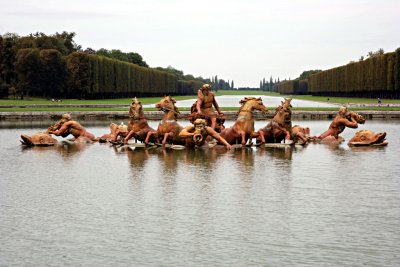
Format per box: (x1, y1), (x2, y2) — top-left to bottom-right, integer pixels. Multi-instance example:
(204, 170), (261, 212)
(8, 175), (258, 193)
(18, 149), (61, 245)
(0, 32), (232, 99)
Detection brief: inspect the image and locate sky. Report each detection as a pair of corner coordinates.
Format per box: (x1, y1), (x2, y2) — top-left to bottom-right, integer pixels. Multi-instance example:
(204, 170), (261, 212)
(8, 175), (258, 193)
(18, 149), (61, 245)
(1, 0), (399, 88)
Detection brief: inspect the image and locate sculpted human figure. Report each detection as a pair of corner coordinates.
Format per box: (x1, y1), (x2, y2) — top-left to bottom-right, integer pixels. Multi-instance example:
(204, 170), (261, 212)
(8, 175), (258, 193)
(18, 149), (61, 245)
(317, 106), (364, 141)
(179, 118), (232, 149)
(292, 125), (311, 145)
(196, 84), (223, 130)
(48, 113), (96, 142)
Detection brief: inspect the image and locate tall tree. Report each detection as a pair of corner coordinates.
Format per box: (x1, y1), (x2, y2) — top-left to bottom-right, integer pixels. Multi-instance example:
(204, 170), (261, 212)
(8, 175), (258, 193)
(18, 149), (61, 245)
(39, 49), (67, 98)
(14, 48), (42, 98)
(0, 33), (18, 97)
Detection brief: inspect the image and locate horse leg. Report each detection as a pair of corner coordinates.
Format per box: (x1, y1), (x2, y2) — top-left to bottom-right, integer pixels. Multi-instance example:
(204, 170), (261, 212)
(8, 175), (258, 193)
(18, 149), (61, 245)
(124, 130), (135, 144)
(240, 131), (247, 146)
(258, 130), (266, 143)
(162, 132), (173, 145)
(144, 130), (155, 144)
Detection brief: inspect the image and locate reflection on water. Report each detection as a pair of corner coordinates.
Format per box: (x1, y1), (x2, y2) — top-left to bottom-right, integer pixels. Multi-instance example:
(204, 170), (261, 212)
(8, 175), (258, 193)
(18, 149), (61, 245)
(1, 120), (400, 266)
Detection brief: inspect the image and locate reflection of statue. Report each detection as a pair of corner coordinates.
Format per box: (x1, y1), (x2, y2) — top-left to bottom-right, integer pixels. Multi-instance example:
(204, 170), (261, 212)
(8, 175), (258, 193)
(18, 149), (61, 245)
(219, 97), (267, 146)
(48, 114), (96, 142)
(145, 96), (185, 146)
(317, 107), (365, 142)
(348, 130), (388, 146)
(196, 84), (224, 130)
(179, 118), (231, 149)
(257, 98), (293, 144)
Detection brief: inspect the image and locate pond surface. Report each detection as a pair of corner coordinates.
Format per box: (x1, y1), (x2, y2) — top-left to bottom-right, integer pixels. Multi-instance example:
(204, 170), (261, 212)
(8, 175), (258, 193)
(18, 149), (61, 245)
(143, 95), (338, 108)
(1, 119), (399, 266)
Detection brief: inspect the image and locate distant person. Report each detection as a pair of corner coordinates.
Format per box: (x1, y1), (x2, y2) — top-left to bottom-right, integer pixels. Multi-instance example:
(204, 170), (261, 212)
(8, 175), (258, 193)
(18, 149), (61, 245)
(377, 98), (382, 105)
(196, 84), (224, 130)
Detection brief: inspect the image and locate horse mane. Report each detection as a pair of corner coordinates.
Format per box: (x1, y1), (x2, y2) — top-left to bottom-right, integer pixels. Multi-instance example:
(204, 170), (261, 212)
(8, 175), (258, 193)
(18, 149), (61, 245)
(165, 96), (180, 119)
(236, 97), (262, 115)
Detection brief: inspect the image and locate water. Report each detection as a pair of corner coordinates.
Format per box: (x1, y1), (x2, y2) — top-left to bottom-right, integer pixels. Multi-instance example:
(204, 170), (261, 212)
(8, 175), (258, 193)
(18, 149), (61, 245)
(1, 120), (399, 266)
(143, 95), (339, 108)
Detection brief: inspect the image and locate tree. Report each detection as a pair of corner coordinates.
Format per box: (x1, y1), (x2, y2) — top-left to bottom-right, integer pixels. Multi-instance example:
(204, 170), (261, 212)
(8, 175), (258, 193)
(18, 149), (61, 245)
(0, 33), (18, 97)
(14, 48), (42, 98)
(297, 70), (322, 80)
(39, 49), (67, 98)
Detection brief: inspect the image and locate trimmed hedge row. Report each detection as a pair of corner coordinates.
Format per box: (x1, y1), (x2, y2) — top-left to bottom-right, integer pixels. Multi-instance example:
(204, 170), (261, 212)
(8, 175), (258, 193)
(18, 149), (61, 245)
(308, 50), (400, 98)
(66, 52), (197, 99)
(274, 79), (308, 95)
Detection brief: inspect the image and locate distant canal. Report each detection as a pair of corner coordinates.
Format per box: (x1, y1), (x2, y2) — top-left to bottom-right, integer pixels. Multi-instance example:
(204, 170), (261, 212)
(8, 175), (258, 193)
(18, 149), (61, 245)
(0, 119), (399, 266)
(143, 95), (339, 108)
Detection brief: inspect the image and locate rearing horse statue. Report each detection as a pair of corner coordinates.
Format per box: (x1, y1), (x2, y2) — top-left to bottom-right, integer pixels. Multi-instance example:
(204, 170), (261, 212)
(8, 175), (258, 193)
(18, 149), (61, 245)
(219, 97), (267, 146)
(257, 98), (294, 144)
(144, 96), (185, 146)
(120, 97), (155, 144)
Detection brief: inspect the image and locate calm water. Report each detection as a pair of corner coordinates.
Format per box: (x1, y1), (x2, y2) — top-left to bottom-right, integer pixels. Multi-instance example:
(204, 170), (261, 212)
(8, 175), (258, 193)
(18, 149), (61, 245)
(1, 119), (399, 266)
(143, 95), (339, 108)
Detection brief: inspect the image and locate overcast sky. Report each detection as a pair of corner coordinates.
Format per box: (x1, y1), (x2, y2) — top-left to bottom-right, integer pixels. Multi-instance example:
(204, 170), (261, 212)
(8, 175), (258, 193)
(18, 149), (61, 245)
(1, 0), (399, 87)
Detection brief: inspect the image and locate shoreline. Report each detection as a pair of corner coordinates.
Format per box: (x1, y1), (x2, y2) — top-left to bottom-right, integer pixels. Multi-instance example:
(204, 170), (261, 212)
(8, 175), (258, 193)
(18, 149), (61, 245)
(1, 110), (400, 121)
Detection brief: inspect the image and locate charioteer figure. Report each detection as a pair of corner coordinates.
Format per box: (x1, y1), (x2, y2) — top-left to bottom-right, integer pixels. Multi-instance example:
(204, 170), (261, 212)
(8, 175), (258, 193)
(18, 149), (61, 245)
(196, 84), (224, 130)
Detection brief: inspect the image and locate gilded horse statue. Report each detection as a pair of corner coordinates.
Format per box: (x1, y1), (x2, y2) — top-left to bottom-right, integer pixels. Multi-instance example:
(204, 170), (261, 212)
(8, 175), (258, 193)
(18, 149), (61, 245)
(219, 97), (267, 146)
(144, 96), (185, 146)
(110, 97), (155, 144)
(256, 98), (294, 144)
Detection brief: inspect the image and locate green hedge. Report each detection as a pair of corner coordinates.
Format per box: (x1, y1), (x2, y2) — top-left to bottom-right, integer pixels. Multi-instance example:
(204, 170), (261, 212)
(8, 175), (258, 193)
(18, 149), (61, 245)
(308, 50), (400, 98)
(275, 79), (308, 95)
(66, 52), (197, 99)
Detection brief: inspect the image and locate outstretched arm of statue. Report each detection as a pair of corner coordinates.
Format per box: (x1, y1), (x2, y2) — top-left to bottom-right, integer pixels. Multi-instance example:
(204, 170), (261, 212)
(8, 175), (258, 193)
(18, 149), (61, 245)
(46, 120), (62, 134)
(342, 117), (359, 129)
(179, 125), (195, 138)
(212, 96), (223, 115)
(48, 121), (71, 136)
(206, 127), (231, 149)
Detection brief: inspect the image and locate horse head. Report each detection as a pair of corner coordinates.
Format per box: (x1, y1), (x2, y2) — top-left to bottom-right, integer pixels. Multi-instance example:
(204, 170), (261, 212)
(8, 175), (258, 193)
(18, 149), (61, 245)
(274, 99), (292, 127)
(156, 96), (180, 119)
(129, 97), (143, 120)
(237, 97), (267, 115)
